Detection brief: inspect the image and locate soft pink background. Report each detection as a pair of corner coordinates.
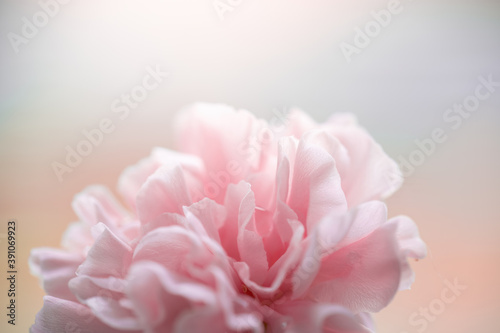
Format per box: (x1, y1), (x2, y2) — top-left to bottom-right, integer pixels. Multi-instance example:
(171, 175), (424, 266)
(1, 0), (499, 332)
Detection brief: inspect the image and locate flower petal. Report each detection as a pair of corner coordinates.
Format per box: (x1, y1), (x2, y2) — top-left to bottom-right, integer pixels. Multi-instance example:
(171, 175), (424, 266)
(72, 185), (130, 230)
(76, 223), (133, 278)
(68, 275), (140, 331)
(291, 210), (352, 299)
(326, 114), (403, 206)
(126, 261), (218, 331)
(118, 147), (205, 210)
(286, 133), (348, 232)
(133, 226), (208, 273)
(29, 248), (83, 301)
(183, 198), (226, 243)
(174, 103), (274, 202)
(386, 215), (427, 290)
(275, 301), (374, 333)
(30, 296), (129, 333)
(136, 165), (192, 225)
(307, 223), (401, 313)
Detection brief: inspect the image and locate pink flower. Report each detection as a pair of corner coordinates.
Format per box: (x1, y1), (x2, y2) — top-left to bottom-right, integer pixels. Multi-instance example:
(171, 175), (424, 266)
(30, 104), (426, 332)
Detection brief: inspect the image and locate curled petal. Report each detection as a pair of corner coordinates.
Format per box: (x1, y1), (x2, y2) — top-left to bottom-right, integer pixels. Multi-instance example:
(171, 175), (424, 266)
(386, 215), (427, 290)
(72, 185), (130, 230)
(133, 226), (209, 275)
(291, 211), (352, 299)
(30, 296), (130, 333)
(234, 220), (304, 300)
(69, 275), (140, 331)
(29, 248), (83, 301)
(126, 261), (218, 331)
(326, 114), (403, 206)
(307, 222), (401, 313)
(76, 223), (133, 278)
(284, 109), (403, 206)
(61, 221), (93, 254)
(275, 301), (374, 333)
(281, 134), (347, 233)
(183, 198), (226, 243)
(136, 165), (192, 224)
(118, 147), (205, 210)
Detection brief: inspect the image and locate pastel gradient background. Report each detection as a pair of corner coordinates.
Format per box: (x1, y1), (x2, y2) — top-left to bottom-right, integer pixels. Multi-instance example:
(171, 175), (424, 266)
(1, 0), (499, 332)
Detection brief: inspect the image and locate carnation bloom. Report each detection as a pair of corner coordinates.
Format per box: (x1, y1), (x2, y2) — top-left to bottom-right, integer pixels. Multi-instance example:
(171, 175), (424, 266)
(30, 104), (426, 332)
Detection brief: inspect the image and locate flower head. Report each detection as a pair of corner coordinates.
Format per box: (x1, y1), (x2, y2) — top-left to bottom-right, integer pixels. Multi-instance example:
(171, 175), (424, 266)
(31, 104), (426, 332)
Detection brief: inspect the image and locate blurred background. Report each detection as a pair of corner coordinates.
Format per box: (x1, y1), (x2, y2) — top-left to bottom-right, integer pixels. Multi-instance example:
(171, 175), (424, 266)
(0, 0), (499, 332)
